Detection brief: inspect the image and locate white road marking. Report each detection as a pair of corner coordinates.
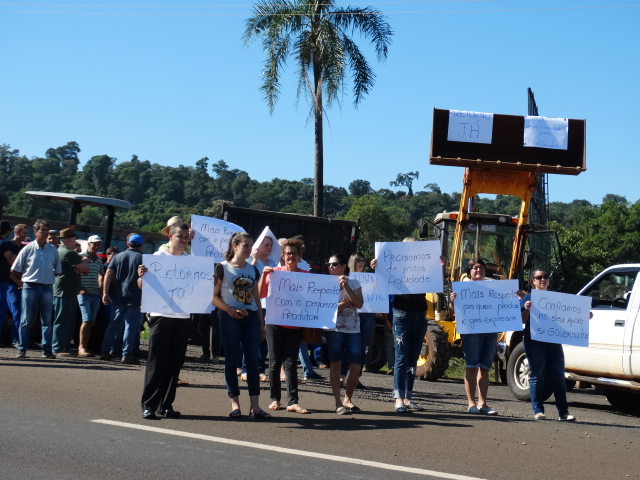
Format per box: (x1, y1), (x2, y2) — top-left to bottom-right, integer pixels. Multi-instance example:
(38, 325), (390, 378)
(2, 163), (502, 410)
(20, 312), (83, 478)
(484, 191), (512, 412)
(92, 419), (486, 480)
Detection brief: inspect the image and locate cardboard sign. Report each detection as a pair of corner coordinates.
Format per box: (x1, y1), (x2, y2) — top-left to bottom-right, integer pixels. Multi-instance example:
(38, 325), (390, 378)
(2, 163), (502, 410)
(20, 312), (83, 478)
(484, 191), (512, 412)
(374, 240), (443, 294)
(447, 110), (494, 144)
(529, 290), (590, 347)
(349, 272), (388, 313)
(190, 214), (244, 261)
(523, 116), (569, 150)
(141, 254), (215, 314)
(452, 279), (522, 334)
(265, 270), (339, 328)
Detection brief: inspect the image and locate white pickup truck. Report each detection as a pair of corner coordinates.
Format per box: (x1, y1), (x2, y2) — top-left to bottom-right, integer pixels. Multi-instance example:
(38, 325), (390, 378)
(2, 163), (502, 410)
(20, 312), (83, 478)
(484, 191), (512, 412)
(500, 264), (640, 411)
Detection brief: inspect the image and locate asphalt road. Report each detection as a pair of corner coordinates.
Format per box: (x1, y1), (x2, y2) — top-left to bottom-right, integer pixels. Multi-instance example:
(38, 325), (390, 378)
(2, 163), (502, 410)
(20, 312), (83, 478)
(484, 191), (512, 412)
(1, 342), (639, 480)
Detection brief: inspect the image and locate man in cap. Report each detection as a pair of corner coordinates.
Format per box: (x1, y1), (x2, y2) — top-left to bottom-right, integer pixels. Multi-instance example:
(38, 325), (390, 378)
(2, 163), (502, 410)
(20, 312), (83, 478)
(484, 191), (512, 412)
(11, 220), (61, 358)
(77, 234), (104, 356)
(52, 228), (89, 356)
(100, 232), (145, 364)
(2, 224), (28, 346)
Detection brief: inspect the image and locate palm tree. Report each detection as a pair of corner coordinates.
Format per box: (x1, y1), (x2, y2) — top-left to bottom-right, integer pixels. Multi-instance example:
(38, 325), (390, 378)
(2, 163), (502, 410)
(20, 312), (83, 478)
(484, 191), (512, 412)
(244, 0), (392, 217)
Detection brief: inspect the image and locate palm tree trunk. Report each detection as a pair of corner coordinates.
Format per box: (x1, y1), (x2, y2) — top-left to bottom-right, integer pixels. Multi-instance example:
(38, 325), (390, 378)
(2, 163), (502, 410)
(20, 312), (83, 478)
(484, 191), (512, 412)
(313, 61), (324, 217)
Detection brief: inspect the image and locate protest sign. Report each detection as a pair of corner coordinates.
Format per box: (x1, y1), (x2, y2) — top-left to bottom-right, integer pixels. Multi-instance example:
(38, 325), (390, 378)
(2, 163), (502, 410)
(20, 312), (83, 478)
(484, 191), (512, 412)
(529, 290), (590, 347)
(141, 254), (215, 314)
(250, 226), (281, 267)
(266, 270), (339, 328)
(452, 279), (522, 334)
(374, 240), (443, 295)
(190, 214), (244, 261)
(523, 116), (569, 150)
(447, 110), (494, 144)
(349, 272), (388, 313)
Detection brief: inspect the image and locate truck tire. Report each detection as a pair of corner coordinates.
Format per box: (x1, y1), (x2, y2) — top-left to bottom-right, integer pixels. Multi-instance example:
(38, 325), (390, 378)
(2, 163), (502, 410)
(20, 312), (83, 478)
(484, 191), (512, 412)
(417, 322), (451, 381)
(604, 389), (640, 412)
(506, 342), (554, 402)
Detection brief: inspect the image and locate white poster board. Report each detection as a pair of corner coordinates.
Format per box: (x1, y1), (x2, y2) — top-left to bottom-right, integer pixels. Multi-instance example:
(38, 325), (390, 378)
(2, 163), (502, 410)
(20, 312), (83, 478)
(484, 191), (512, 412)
(141, 254), (215, 314)
(523, 116), (569, 150)
(349, 272), (388, 313)
(447, 110), (494, 144)
(374, 240), (443, 295)
(250, 226), (281, 267)
(265, 270), (339, 328)
(529, 290), (590, 347)
(190, 215), (244, 261)
(452, 279), (522, 334)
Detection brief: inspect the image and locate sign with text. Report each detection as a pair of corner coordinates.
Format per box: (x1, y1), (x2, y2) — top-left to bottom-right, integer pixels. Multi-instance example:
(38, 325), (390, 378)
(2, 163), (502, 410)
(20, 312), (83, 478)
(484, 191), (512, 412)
(141, 254), (215, 314)
(447, 110), (494, 144)
(530, 290), (590, 347)
(374, 240), (443, 295)
(190, 215), (244, 261)
(523, 116), (569, 150)
(266, 270), (340, 328)
(349, 272), (388, 313)
(452, 279), (522, 334)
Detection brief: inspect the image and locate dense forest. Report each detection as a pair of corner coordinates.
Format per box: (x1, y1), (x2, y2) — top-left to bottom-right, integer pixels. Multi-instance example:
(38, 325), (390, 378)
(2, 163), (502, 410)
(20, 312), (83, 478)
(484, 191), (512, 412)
(2, 141), (639, 291)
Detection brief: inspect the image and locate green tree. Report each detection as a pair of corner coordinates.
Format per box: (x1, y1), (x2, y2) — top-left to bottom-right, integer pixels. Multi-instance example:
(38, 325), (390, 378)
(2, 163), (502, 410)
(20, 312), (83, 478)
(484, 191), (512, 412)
(390, 171), (419, 197)
(244, 0), (392, 217)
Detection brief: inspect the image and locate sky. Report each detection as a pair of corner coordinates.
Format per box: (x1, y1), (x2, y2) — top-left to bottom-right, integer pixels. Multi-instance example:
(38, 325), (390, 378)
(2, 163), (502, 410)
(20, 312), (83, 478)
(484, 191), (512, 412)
(2, 1), (639, 206)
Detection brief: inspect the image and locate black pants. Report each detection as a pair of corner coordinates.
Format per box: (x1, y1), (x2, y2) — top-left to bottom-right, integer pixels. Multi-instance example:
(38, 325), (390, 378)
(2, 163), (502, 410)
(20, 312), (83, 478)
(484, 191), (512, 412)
(141, 315), (190, 413)
(266, 325), (302, 406)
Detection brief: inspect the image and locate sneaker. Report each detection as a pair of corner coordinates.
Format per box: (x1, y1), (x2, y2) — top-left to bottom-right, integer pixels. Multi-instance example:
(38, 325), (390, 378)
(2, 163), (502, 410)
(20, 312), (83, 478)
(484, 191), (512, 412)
(121, 357), (140, 365)
(479, 406), (498, 416)
(559, 414), (576, 422)
(467, 406), (480, 414)
(534, 413), (547, 420)
(305, 371), (322, 380)
(42, 352), (56, 359)
(16, 351), (26, 359)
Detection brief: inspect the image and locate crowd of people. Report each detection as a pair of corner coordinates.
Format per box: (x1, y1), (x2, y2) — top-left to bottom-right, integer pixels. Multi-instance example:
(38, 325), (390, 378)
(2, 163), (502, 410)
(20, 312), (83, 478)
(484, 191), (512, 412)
(0, 217), (576, 423)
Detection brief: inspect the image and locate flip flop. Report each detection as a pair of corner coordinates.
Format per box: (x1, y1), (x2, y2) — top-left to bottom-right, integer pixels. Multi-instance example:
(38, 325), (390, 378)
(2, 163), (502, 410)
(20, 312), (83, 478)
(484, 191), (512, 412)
(229, 409), (242, 418)
(335, 406), (349, 415)
(395, 404), (408, 413)
(343, 403), (361, 412)
(249, 409), (272, 419)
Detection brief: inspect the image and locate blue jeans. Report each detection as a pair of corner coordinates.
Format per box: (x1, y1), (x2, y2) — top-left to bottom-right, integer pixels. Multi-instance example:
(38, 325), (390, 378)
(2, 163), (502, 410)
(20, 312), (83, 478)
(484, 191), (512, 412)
(78, 294), (101, 324)
(18, 283), (54, 354)
(101, 304), (142, 359)
(7, 283), (22, 343)
(299, 341), (315, 376)
(52, 295), (78, 353)
(524, 335), (569, 416)
(340, 312), (376, 376)
(219, 309), (261, 397)
(392, 309), (427, 399)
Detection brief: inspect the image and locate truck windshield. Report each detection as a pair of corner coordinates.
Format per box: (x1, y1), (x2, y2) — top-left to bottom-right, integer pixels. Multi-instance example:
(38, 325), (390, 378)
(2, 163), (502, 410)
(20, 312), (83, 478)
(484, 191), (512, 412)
(582, 269), (639, 309)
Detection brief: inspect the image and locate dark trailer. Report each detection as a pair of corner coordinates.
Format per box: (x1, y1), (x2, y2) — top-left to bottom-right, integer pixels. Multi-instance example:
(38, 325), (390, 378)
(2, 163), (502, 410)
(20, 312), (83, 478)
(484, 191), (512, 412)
(25, 191), (131, 249)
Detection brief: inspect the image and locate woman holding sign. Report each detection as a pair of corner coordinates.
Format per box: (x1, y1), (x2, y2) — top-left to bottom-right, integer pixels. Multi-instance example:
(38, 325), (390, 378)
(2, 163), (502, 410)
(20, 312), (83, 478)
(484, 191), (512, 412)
(449, 258), (498, 415)
(326, 254), (364, 414)
(213, 232), (269, 419)
(259, 238), (309, 414)
(521, 268), (576, 422)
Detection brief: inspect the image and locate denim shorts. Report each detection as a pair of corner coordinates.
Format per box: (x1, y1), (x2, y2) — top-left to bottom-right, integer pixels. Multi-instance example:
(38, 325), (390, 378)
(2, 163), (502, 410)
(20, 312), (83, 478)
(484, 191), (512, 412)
(325, 330), (361, 364)
(461, 333), (497, 370)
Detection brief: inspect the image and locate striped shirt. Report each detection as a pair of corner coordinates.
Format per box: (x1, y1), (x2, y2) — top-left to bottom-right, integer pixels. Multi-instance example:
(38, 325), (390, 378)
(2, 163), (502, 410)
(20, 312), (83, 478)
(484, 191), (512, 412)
(80, 254), (104, 295)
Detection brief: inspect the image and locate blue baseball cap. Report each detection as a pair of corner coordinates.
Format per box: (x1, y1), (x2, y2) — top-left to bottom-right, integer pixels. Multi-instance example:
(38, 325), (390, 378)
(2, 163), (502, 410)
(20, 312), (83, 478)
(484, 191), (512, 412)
(128, 234), (144, 246)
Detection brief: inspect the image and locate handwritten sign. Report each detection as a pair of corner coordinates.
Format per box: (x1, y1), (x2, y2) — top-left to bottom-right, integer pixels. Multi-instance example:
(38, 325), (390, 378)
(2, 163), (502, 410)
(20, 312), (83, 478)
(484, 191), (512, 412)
(350, 272), (388, 313)
(523, 116), (568, 150)
(447, 110), (494, 144)
(251, 226), (281, 267)
(529, 290), (590, 347)
(452, 279), (522, 334)
(266, 270), (339, 328)
(190, 214), (244, 261)
(141, 254), (215, 314)
(374, 240), (443, 295)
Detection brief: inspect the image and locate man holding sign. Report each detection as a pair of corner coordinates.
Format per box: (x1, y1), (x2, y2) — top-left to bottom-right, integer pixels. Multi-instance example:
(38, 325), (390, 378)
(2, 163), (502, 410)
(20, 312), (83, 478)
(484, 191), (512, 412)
(521, 268), (583, 422)
(139, 221), (194, 420)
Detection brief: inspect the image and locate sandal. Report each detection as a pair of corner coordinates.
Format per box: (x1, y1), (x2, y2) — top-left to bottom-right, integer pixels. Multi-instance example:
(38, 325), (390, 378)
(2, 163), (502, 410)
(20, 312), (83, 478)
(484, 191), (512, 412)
(405, 402), (424, 412)
(286, 404), (310, 414)
(335, 406), (349, 415)
(343, 402), (361, 412)
(249, 409), (272, 419)
(229, 409), (242, 418)
(268, 401), (281, 411)
(259, 373), (268, 382)
(395, 404), (408, 413)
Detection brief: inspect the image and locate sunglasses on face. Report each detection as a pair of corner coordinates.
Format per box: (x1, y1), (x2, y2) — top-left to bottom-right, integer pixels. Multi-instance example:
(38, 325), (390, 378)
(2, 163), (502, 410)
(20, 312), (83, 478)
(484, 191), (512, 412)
(326, 262), (341, 267)
(534, 274), (550, 280)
